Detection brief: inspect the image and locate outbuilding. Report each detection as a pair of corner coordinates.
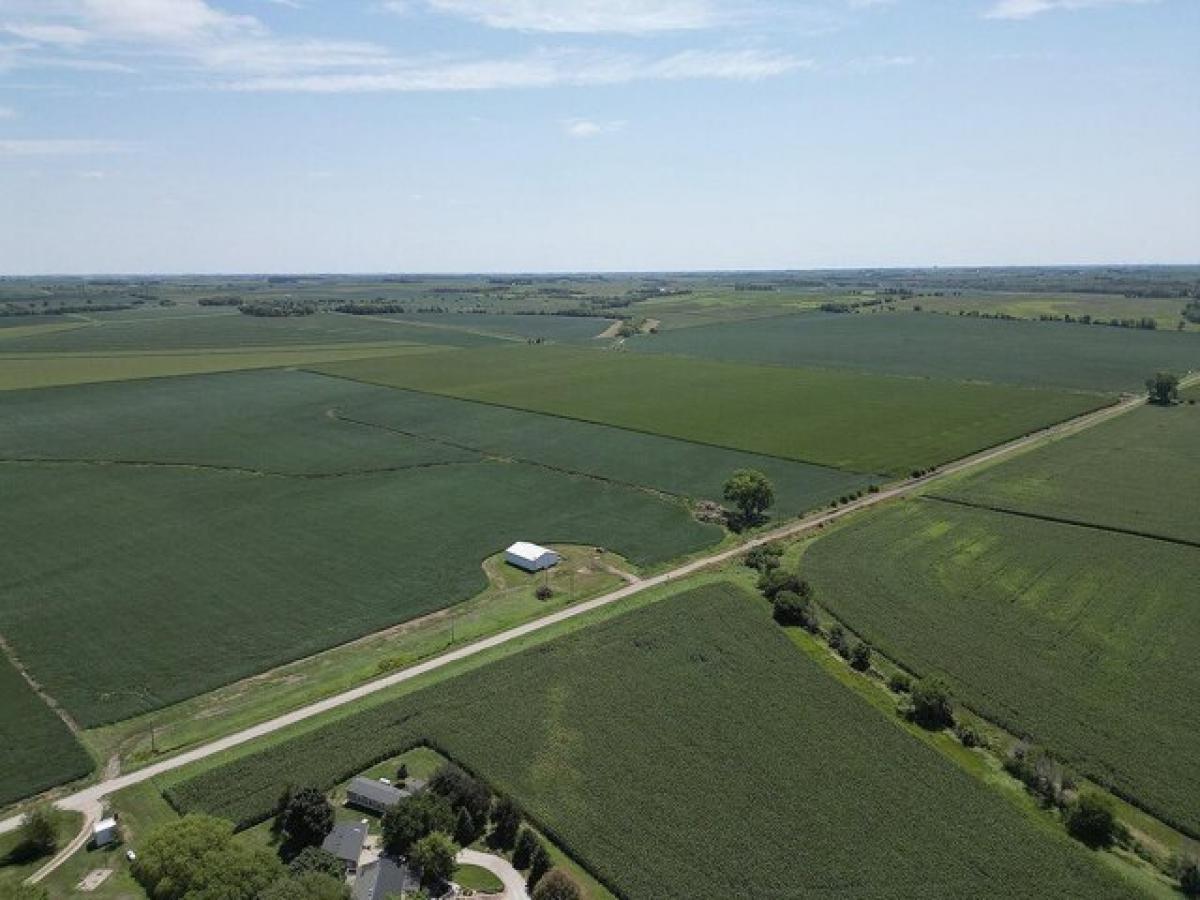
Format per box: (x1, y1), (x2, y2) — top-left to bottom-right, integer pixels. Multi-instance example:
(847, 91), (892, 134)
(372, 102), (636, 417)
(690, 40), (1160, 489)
(92, 817), (119, 848)
(345, 776), (408, 815)
(504, 541), (561, 573)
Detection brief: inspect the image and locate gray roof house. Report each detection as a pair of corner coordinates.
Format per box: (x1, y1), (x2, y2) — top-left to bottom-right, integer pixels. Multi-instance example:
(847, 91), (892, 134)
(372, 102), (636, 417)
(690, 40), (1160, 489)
(321, 822), (367, 873)
(354, 857), (421, 900)
(346, 776), (426, 814)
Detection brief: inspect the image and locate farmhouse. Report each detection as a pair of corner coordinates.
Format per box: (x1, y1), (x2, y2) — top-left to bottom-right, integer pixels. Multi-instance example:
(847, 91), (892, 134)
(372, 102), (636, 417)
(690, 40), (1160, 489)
(346, 776), (408, 814)
(505, 541), (561, 573)
(91, 817), (119, 848)
(354, 857), (421, 900)
(321, 822), (367, 874)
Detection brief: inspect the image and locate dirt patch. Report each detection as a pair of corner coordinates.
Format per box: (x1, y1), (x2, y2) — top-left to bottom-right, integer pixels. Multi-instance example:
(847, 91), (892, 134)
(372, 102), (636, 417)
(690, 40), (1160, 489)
(77, 869), (114, 892)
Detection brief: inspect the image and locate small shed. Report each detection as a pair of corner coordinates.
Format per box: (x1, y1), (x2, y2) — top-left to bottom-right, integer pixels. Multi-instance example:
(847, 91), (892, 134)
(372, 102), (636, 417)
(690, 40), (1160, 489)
(505, 541), (561, 573)
(321, 822), (367, 874)
(92, 817), (119, 848)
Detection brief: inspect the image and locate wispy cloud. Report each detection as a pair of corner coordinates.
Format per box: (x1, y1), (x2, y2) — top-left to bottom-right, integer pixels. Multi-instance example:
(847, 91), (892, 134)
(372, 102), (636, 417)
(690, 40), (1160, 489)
(0, 104), (14, 119)
(420, 0), (728, 34)
(2, 23), (92, 45)
(562, 117), (625, 138)
(984, 0), (1157, 20)
(846, 54), (916, 72)
(0, 139), (135, 156)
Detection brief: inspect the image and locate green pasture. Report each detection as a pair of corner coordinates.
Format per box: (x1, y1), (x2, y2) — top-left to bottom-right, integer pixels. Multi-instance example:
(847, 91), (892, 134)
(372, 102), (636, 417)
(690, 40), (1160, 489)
(934, 403), (1200, 544)
(378, 312), (615, 342)
(314, 344), (1107, 476)
(166, 583), (1134, 899)
(802, 499), (1200, 837)
(629, 311), (1200, 391)
(0, 656), (93, 808)
(912, 292), (1194, 330)
(0, 458), (718, 728)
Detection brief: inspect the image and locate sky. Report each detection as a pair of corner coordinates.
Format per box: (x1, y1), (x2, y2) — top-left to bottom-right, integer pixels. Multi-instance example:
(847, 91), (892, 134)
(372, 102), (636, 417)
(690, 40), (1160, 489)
(0, 0), (1196, 274)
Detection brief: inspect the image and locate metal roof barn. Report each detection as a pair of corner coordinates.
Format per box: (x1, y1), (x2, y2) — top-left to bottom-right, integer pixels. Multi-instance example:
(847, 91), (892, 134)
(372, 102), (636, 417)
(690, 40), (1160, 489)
(505, 541), (562, 572)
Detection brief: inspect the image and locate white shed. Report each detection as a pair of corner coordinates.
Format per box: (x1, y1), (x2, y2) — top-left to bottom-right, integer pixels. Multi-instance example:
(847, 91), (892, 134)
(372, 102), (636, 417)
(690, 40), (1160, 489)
(93, 817), (119, 848)
(505, 541), (561, 572)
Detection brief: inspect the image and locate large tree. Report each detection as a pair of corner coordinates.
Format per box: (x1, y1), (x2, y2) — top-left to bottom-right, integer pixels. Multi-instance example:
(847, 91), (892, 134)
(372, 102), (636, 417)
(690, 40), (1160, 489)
(260, 872), (350, 900)
(723, 469), (775, 528)
(132, 814), (283, 900)
(17, 807), (57, 860)
(487, 796), (522, 851)
(532, 869), (583, 900)
(429, 763), (491, 826)
(278, 787), (334, 857)
(1146, 371), (1180, 405)
(409, 831), (458, 887)
(382, 793), (455, 857)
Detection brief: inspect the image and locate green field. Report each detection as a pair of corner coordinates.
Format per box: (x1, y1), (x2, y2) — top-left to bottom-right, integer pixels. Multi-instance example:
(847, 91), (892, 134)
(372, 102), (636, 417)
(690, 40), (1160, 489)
(166, 583), (1134, 899)
(314, 345), (1106, 476)
(802, 499), (1200, 837)
(629, 312), (1200, 391)
(373, 312), (615, 342)
(0, 656), (93, 808)
(934, 403), (1200, 544)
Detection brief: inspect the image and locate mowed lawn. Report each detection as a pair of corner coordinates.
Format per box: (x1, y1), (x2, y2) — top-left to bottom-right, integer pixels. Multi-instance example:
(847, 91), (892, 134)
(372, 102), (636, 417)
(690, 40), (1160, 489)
(167, 583), (1135, 900)
(0, 657), (93, 808)
(313, 345), (1106, 476)
(629, 311), (1200, 391)
(803, 499), (1200, 837)
(934, 403), (1200, 544)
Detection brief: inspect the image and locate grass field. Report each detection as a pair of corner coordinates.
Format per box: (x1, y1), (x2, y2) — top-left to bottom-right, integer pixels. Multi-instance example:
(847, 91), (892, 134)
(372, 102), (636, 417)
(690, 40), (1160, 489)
(629, 312), (1200, 391)
(0, 656), (93, 808)
(165, 582), (1135, 899)
(314, 345), (1106, 476)
(933, 403), (1200, 544)
(0, 455), (718, 728)
(374, 312), (615, 342)
(802, 499), (1200, 837)
(0, 343), (445, 391)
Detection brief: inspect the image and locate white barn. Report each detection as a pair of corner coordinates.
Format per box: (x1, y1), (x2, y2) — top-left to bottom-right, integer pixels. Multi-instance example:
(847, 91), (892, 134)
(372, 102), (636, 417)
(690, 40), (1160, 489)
(505, 541), (561, 572)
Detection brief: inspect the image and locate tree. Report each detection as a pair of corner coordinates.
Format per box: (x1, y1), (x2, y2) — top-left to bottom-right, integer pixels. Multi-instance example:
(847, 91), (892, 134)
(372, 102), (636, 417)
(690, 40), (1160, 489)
(396, 763), (409, 783)
(132, 814), (284, 900)
(850, 641), (872, 672)
(512, 827), (539, 870)
(16, 807), (57, 860)
(757, 568), (808, 602)
(488, 795), (522, 851)
(1146, 371), (1180, 405)
(744, 545), (782, 573)
(772, 590), (816, 630)
(532, 868), (583, 900)
(278, 787), (334, 858)
(409, 832), (458, 888)
(382, 794), (455, 857)
(526, 843), (553, 892)
(910, 676), (955, 730)
(828, 624), (850, 659)
(1177, 855), (1200, 897)
(454, 807), (478, 846)
(723, 469), (775, 528)
(260, 871), (350, 900)
(1065, 792), (1117, 848)
(287, 847), (344, 880)
(429, 763), (491, 827)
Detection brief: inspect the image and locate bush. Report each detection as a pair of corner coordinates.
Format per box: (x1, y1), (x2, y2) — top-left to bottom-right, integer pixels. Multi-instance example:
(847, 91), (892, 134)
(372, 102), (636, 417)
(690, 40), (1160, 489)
(756, 568), (809, 602)
(532, 868), (583, 900)
(744, 545), (783, 573)
(954, 724), (984, 749)
(772, 590), (816, 630)
(1003, 743), (1067, 807)
(1177, 855), (1200, 896)
(287, 846), (343, 880)
(1065, 792), (1117, 849)
(849, 642), (872, 672)
(888, 672), (913, 694)
(535, 585), (554, 601)
(828, 625), (850, 659)
(909, 676), (954, 730)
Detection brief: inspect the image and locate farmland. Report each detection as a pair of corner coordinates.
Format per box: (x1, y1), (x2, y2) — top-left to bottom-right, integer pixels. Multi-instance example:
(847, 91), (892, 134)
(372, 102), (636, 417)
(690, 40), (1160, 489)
(802, 499), (1200, 837)
(314, 344), (1107, 476)
(629, 311), (1200, 391)
(167, 582), (1134, 899)
(0, 656), (93, 808)
(933, 403), (1200, 544)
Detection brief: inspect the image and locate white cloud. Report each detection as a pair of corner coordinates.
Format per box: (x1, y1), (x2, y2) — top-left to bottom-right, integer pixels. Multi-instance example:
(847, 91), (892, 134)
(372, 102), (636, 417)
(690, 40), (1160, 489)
(0, 139), (135, 156)
(420, 0), (726, 33)
(232, 48), (812, 92)
(0, 104), (14, 118)
(562, 117), (625, 138)
(2, 23), (93, 45)
(76, 0), (260, 43)
(985, 0), (1157, 20)
(846, 54), (915, 71)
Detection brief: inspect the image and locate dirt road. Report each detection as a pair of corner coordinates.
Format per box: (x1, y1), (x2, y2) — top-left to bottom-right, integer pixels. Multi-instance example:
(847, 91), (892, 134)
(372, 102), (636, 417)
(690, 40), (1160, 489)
(0, 386), (1165, 857)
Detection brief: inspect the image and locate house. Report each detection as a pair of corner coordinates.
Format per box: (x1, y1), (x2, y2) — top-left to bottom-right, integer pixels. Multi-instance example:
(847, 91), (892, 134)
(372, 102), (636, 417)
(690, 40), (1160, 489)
(92, 817), (119, 848)
(354, 857), (421, 900)
(346, 776), (407, 815)
(504, 541), (561, 573)
(321, 822), (367, 874)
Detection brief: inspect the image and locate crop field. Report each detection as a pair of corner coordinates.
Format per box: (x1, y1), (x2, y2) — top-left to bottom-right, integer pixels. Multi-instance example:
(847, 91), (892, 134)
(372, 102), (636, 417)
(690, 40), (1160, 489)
(0, 656), (93, 808)
(933, 403), (1200, 544)
(910, 292), (1196, 331)
(314, 345), (1107, 475)
(167, 582), (1133, 899)
(373, 312), (615, 342)
(0, 344), (443, 391)
(629, 311), (1200, 391)
(0, 310), (503, 353)
(802, 499), (1200, 836)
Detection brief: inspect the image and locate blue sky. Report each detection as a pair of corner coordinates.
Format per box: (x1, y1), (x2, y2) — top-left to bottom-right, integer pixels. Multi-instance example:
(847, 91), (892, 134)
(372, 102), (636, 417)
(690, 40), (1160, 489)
(0, 0), (1196, 274)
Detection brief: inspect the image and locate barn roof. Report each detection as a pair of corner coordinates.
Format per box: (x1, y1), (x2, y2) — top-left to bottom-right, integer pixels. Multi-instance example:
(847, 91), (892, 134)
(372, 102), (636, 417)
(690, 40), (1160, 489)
(506, 541), (556, 561)
(346, 776), (406, 808)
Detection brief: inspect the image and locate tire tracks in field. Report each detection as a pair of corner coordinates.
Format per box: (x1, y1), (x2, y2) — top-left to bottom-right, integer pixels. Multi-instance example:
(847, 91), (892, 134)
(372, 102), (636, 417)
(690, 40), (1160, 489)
(0, 456), (482, 481)
(0, 632), (83, 738)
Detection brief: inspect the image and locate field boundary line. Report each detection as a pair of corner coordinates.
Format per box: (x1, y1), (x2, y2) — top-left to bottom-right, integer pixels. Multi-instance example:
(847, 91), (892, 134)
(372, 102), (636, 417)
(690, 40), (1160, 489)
(0, 455), (482, 481)
(0, 633), (84, 738)
(922, 495), (1200, 551)
(0, 387), (1148, 842)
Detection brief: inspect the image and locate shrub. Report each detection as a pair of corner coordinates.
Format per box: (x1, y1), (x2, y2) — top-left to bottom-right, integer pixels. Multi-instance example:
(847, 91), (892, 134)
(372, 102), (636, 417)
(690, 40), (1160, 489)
(1065, 792), (1117, 848)
(1004, 744), (1066, 807)
(535, 585), (554, 601)
(909, 676), (954, 730)
(512, 827), (539, 870)
(828, 625), (850, 659)
(532, 868), (583, 900)
(888, 672), (913, 694)
(772, 590), (816, 629)
(287, 847), (343, 880)
(955, 724), (984, 749)
(526, 843), (553, 892)
(744, 545), (783, 573)
(757, 568), (808, 601)
(849, 642), (872, 672)
(1177, 855), (1200, 897)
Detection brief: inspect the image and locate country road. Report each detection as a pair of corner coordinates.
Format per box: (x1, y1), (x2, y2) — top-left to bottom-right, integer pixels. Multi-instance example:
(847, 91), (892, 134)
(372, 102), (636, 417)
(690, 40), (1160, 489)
(0, 381), (1179, 860)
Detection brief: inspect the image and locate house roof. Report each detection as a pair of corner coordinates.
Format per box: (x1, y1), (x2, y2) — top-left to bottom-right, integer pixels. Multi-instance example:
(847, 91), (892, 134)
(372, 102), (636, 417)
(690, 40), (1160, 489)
(506, 541), (557, 561)
(93, 818), (117, 834)
(354, 857), (420, 900)
(321, 823), (366, 864)
(347, 776), (406, 808)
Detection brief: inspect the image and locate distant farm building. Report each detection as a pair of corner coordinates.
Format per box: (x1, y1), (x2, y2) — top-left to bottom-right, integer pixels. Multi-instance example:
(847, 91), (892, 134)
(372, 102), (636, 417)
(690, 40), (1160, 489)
(345, 776), (413, 815)
(92, 817), (119, 848)
(321, 822), (367, 874)
(505, 541), (562, 573)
